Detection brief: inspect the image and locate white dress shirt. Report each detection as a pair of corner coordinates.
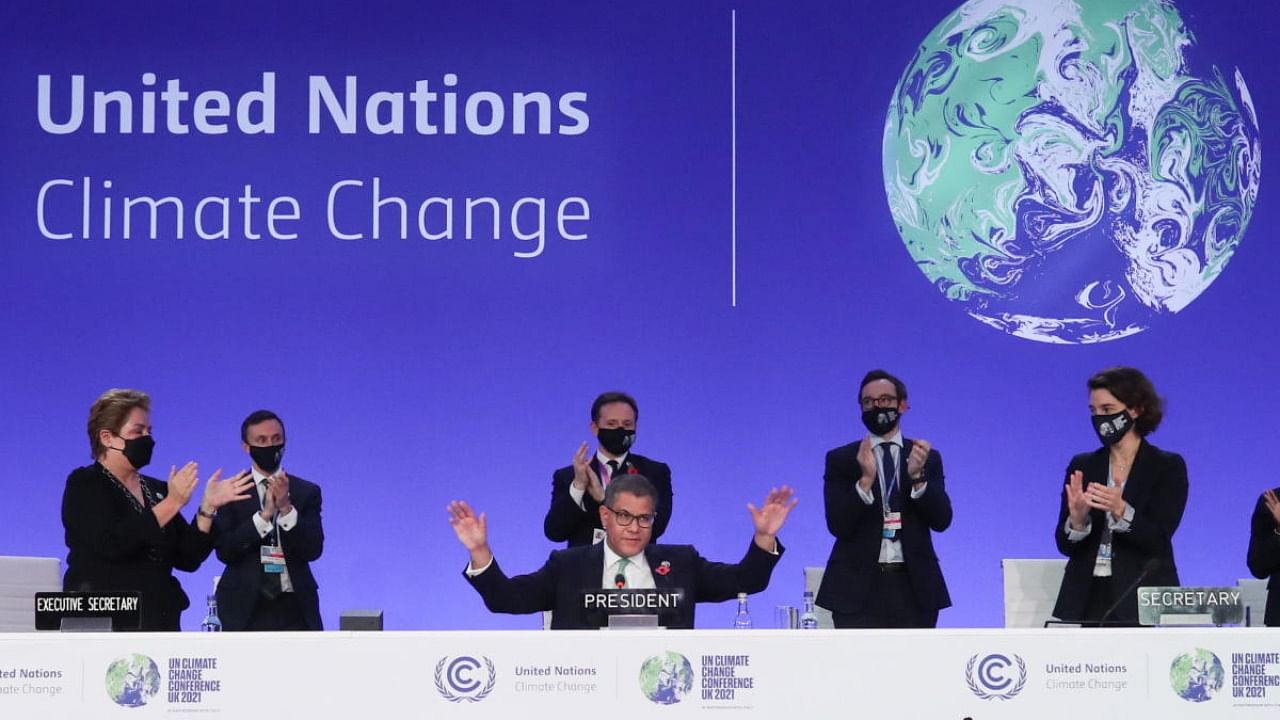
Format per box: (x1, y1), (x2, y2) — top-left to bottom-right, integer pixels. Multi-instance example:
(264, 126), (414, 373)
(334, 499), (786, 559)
(601, 542), (655, 589)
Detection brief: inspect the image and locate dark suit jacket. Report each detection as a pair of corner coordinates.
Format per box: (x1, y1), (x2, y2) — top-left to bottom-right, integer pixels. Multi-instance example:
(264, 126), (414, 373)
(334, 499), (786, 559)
(61, 463), (215, 631)
(214, 473), (324, 630)
(465, 540), (782, 629)
(1247, 487), (1280, 626)
(543, 453), (674, 546)
(816, 439), (953, 614)
(1052, 441), (1187, 623)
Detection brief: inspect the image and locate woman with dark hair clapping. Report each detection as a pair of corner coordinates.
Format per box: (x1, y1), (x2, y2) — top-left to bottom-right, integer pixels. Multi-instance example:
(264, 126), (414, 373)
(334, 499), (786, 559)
(1052, 367), (1188, 626)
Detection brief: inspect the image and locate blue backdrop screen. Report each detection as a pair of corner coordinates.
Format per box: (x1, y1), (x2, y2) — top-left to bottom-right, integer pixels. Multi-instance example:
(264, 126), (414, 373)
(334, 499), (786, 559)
(0, 0), (1272, 629)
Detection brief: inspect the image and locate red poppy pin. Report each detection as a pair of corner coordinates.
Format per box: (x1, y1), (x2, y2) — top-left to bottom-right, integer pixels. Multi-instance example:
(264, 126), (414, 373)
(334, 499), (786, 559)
(627, 466), (639, 475)
(655, 561), (671, 576)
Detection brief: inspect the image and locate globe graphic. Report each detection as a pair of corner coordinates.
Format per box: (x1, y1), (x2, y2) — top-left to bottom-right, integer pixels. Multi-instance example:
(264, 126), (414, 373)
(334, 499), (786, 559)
(105, 654), (161, 707)
(883, 0), (1261, 343)
(639, 652), (694, 705)
(1169, 648), (1224, 702)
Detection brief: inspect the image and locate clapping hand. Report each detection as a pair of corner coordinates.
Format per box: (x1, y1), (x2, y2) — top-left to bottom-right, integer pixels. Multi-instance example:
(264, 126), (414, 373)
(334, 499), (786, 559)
(201, 469), (254, 513)
(167, 462), (200, 506)
(1084, 481), (1126, 519)
(268, 472), (292, 514)
(906, 440), (931, 482)
(1064, 471), (1089, 530)
(571, 442), (604, 503)
(856, 438), (876, 492)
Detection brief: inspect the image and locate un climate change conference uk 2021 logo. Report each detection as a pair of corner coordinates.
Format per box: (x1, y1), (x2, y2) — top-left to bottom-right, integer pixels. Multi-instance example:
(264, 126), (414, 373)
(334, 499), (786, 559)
(105, 654), (161, 707)
(966, 653), (1027, 700)
(639, 652), (694, 705)
(434, 656), (496, 703)
(883, 0), (1261, 344)
(1170, 649), (1225, 702)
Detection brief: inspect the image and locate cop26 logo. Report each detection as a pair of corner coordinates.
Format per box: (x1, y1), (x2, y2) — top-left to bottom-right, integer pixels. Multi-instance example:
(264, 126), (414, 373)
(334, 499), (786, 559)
(105, 654), (161, 708)
(966, 653), (1027, 700)
(434, 656), (496, 703)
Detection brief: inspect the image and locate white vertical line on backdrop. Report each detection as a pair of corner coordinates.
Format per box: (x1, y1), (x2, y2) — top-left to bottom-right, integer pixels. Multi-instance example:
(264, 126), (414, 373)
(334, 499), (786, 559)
(731, 9), (738, 308)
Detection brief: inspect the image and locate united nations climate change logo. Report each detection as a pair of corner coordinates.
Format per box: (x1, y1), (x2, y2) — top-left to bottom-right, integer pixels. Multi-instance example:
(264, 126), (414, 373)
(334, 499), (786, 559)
(639, 652), (694, 705)
(105, 654), (161, 707)
(883, 0), (1261, 343)
(1170, 648), (1224, 702)
(966, 653), (1027, 700)
(434, 656), (496, 703)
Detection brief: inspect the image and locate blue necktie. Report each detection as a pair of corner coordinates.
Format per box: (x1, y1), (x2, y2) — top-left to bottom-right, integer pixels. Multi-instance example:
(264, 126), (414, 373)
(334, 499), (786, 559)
(880, 443), (902, 512)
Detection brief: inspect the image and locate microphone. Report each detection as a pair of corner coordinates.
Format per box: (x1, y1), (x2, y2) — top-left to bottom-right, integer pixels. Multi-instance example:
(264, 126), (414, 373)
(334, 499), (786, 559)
(614, 573), (626, 589)
(1098, 558), (1160, 626)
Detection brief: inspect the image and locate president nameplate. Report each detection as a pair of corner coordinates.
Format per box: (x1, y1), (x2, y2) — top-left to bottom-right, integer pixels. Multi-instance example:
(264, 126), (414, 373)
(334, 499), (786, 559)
(582, 588), (684, 612)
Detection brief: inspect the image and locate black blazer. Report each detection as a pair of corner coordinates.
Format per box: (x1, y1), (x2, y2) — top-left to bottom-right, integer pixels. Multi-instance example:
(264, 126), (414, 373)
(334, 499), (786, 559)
(543, 453), (674, 546)
(1246, 487), (1280, 626)
(1052, 441), (1188, 623)
(816, 439), (952, 614)
(61, 463), (215, 631)
(213, 473), (324, 630)
(465, 540), (782, 629)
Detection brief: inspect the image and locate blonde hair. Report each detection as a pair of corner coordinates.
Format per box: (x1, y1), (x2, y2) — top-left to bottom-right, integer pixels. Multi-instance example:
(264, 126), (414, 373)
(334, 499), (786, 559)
(87, 389), (150, 458)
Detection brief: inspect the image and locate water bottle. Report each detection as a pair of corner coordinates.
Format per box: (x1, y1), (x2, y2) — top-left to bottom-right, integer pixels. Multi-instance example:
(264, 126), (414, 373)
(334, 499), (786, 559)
(733, 592), (752, 629)
(201, 594), (222, 632)
(800, 590), (818, 629)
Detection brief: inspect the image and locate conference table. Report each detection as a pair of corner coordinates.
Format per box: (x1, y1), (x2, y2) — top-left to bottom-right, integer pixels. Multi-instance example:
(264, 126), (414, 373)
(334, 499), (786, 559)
(2, 627), (1278, 718)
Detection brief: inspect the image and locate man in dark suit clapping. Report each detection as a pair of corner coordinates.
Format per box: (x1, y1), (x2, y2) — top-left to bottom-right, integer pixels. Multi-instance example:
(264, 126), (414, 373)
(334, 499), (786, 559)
(543, 392), (674, 547)
(214, 410), (324, 631)
(817, 369), (953, 628)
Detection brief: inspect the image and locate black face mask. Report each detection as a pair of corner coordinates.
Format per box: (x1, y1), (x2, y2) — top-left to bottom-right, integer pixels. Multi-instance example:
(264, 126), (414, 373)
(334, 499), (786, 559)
(115, 434), (155, 470)
(249, 443), (285, 474)
(596, 427), (635, 456)
(861, 407), (900, 437)
(1091, 410), (1133, 446)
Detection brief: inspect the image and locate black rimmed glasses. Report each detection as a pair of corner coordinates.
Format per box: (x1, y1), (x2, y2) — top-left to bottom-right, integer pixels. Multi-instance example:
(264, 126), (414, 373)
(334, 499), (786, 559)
(859, 394), (899, 410)
(605, 506), (656, 528)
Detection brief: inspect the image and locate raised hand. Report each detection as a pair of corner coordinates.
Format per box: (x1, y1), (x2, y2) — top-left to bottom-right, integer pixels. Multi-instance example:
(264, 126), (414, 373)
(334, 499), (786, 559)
(448, 500), (489, 551)
(856, 438), (877, 492)
(906, 440), (931, 481)
(1064, 470), (1089, 530)
(167, 462), (200, 506)
(748, 486), (798, 546)
(1263, 489), (1280, 527)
